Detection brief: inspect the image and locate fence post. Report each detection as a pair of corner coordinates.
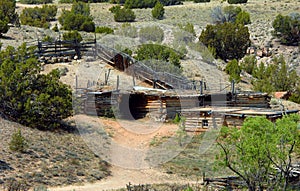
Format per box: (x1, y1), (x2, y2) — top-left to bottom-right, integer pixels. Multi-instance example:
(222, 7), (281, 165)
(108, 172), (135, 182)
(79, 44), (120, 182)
(200, 80), (203, 95)
(117, 75), (119, 90)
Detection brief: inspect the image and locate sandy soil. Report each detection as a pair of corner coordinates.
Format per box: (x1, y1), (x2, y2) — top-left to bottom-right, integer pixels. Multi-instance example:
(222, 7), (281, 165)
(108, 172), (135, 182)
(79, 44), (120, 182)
(48, 114), (197, 191)
(49, 165), (199, 191)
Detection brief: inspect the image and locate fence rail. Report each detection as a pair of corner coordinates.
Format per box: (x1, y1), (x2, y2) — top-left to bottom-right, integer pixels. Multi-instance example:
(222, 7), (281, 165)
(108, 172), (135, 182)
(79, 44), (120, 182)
(95, 43), (195, 90)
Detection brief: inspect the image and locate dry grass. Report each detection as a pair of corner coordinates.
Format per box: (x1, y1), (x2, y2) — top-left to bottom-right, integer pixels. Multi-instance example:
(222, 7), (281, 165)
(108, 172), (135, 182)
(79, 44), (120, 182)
(0, 117), (111, 189)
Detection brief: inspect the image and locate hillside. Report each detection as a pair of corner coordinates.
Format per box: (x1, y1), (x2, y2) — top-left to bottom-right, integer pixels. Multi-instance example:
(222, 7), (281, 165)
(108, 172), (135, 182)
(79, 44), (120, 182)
(0, 116), (111, 189)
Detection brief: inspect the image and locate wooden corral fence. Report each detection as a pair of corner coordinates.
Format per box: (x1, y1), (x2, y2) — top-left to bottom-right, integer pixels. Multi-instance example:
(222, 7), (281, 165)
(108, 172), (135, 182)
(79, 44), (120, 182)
(94, 43), (194, 90)
(33, 38), (96, 63)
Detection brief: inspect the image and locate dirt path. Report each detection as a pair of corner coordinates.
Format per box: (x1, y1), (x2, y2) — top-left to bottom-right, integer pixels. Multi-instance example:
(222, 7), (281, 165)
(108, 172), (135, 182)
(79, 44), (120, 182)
(49, 165), (199, 191)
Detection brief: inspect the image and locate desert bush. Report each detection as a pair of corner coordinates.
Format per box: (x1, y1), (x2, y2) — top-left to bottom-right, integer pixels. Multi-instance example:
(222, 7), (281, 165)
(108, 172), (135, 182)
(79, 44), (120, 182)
(59, 0), (109, 2)
(115, 23), (138, 38)
(159, 0), (183, 6)
(125, 0), (157, 9)
(194, 0), (210, 2)
(228, 0), (247, 4)
(59, 1), (95, 32)
(272, 13), (300, 45)
(240, 54), (256, 75)
(199, 22), (250, 60)
(139, 25), (164, 43)
(0, 20), (9, 37)
(211, 6), (249, 24)
(0, 0), (18, 36)
(0, 44), (73, 129)
(174, 23), (196, 45)
(235, 10), (251, 25)
(289, 84), (300, 104)
(178, 22), (196, 36)
(112, 6), (136, 22)
(3, 179), (29, 191)
(19, 0), (53, 4)
(173, 30), (195, 45)
(252, 55), (299, 93)
(95, 26), (114, 34)
(125, 0), (182, 9)
(9, 129), (28, 152)
(135, 43), (183, 68)
(188, 42), (215, 63)
(62, 30), (83, 42)
(143, 59), (183, 75)
(152, 1), (164, 20)
(225, 59), (241, 83)
(20, 5), (57, 28)
(81, 20), (96, 32)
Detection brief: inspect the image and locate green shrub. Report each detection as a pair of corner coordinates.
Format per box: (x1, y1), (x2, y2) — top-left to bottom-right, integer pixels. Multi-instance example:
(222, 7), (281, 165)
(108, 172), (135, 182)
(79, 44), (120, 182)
(0, 0), (18, 35)
(135, 43), (183, 68)
(225, 59), (241, 83)
(272, 13), (300, 45)
(113, 7), (136, 22)
(139, 26), (164, 43)
(199, 22), (250, 60)
(62, 30), (83, 42)
(125, 0), (182, 9)
(19, 0), (53, 4)
(0, 20), (9, 37)
(109, 5), (121, 13)
(228, 0), (247, 4)
(211, 6), (250, 25)
(289, 85), (300, 104)
(60, 0), (109, 2)
(159, 0), (183, 6)
(235, 10), (251, 25)
(0, 44), (73, 129)
(194, 0), (210, 2)
(178, 22), (196, 36)
(20, 5), (57, 28)
(9, 129), (28, 153)
(240, 55), (256, 75)
(59, 1), (95, 32)
(81, 20), (95, 32)
(95, 26), (114, 34)
(252, 55), (299, 93)
(125, 0), (159, 9)
(152, 2), (164, 20)
(173, 113), (181, 124)
(174, 23), (196, 45)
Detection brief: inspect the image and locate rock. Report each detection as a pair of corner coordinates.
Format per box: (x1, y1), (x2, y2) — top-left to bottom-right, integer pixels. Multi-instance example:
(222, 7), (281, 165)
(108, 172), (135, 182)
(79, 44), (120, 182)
(256, 49), (263, 57)
(77, 171), (85, 176)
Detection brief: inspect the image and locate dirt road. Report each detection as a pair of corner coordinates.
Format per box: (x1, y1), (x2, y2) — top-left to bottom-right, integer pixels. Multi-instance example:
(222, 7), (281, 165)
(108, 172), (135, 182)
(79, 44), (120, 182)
(50, 165), (199, 191)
